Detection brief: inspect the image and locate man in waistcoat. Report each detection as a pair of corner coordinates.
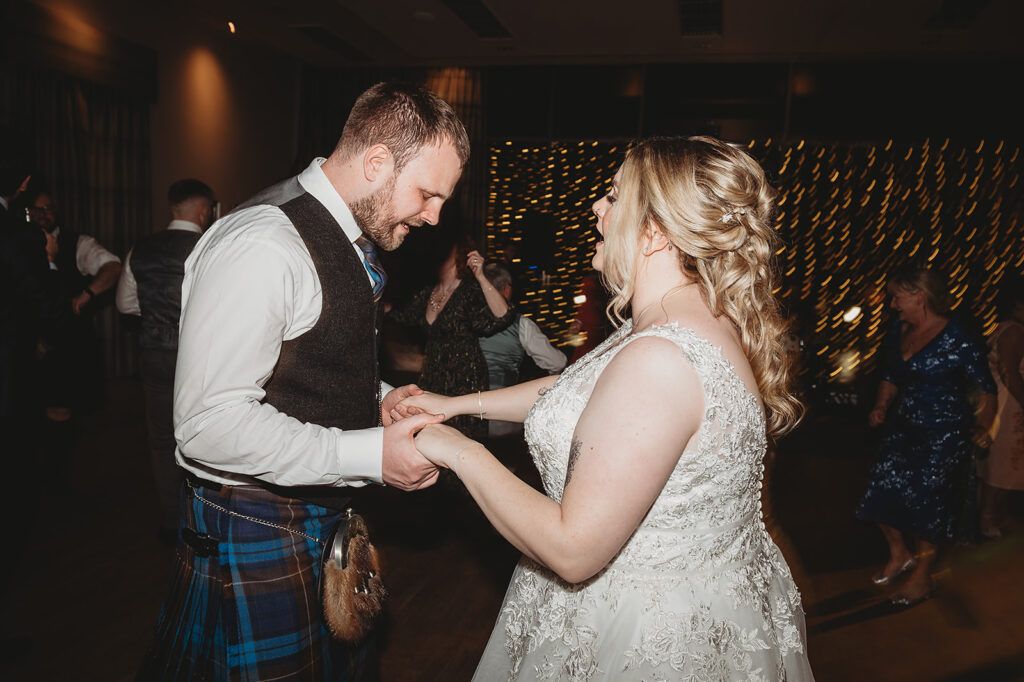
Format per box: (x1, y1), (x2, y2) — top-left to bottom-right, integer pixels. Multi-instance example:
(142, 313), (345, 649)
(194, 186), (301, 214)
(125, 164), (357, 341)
(25, 185), (121, 484)
(479, 263), (566, 437)
(116, 179), (215, 544)
(137, 82), (469, 681)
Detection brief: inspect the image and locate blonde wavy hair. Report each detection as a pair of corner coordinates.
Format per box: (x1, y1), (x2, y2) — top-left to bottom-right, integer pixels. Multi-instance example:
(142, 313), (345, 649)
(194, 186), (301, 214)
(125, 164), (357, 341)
(602, 136), (803, 437)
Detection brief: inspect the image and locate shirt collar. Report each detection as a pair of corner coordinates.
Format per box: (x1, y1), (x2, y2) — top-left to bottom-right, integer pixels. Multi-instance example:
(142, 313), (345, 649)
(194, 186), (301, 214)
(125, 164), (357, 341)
(168, 219), (203, 234)
(0, 196), (7, 210)
(297, 157), (362, 244)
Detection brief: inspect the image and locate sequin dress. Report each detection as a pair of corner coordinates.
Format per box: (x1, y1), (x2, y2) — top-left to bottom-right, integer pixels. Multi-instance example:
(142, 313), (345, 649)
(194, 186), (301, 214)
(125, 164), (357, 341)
(472, 322), (813, 682)
(390, 278), (514, 439)
(857, 317), (997, 543)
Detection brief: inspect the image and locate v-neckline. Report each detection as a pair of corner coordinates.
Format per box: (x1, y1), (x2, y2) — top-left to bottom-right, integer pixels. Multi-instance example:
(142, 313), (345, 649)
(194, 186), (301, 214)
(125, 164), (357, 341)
(425, 279), (461, 327)
(900, 319), (949, 363)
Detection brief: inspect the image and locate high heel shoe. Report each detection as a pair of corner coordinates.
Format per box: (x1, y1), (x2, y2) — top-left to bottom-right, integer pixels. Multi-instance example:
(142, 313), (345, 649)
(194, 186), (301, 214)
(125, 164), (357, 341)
(871, 557), (917, 586)
(980, 525), (1003, 540)
(890, 587), (933, 608)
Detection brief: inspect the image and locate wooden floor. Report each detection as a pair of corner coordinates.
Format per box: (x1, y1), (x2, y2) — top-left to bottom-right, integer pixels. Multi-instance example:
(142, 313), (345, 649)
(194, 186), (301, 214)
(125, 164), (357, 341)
(3, 377), (1024, 681)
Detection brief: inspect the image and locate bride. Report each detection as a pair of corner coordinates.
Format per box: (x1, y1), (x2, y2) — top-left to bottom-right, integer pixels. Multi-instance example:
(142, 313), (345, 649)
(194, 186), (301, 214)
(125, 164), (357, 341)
(397, 136), (814, 681)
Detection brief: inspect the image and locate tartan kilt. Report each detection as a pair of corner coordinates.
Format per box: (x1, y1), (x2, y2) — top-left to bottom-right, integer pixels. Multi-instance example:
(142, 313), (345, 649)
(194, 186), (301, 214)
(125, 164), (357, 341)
(137, 481), (373, 681)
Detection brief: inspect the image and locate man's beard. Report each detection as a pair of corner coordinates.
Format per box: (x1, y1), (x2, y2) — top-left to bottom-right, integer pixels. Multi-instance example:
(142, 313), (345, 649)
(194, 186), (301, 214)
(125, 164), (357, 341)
(350, 176), (404, 252)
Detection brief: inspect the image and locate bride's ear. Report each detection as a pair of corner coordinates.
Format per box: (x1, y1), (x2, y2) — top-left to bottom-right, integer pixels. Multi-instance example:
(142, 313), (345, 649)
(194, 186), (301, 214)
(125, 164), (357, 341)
(641, 222), (671, 257)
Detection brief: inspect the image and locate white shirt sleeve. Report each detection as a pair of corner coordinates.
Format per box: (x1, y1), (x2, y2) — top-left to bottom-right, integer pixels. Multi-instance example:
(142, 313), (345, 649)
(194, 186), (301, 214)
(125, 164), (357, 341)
(173, 208), (383, 488)
(115, 249), (140, 315)
(75, 234), (120, 276)
(519, 316), (567, 374)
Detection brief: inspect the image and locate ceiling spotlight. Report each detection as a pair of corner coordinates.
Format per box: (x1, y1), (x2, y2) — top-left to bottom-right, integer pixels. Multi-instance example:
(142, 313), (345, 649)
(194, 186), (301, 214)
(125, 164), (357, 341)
(227, 21), (236, 34)
(842, 306), (862, 323)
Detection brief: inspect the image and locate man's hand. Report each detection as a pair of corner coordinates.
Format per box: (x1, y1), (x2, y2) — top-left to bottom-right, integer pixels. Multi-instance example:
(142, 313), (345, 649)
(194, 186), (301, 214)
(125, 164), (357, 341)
(71, 290), (92, 315)
(382, 411), (444, 490)
(381, 383), (423, 426)
(42, 228), (58, 263)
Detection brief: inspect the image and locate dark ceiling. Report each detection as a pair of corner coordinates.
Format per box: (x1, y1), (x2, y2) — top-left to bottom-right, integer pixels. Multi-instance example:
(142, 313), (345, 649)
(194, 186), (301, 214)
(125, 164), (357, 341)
(23, 0), (1024, 68)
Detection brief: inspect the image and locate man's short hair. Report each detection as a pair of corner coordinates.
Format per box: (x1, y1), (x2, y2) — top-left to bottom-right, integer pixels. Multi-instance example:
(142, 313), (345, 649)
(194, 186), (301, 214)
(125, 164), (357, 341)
(334, 82), (470, 174)
(168, 179), (214, 207)
(484, 262), (513, 292)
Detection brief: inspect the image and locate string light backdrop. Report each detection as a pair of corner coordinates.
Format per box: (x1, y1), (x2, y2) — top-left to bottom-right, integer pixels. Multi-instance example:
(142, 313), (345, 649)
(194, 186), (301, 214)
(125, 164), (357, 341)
(486, 138), (1023, 387)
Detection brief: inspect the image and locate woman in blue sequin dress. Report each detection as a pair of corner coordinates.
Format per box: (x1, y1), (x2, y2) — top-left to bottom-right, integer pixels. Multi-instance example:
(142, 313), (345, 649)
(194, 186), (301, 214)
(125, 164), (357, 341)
(858, 267), (996, 606)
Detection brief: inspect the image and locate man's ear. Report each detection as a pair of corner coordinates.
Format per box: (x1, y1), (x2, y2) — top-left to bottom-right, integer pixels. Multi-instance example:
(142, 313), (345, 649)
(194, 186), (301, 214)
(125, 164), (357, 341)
(363, 144), (393, 183)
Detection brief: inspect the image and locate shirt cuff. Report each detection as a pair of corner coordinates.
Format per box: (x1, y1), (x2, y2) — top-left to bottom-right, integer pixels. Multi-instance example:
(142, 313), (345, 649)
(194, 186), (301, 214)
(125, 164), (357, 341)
(334, 425), (384, 486)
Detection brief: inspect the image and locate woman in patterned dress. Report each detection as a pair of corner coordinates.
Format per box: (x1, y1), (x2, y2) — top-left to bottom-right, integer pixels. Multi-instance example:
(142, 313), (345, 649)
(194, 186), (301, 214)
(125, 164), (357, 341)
(857, 267), (996, 605)
(396, 137), (813, 681)
(389, 234), (515, 440)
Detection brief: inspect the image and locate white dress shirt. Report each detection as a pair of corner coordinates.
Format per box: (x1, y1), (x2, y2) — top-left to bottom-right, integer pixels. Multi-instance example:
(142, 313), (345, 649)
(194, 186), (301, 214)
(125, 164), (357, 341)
(519, 316), (568, 374)
(115, 219), (203, 316)
(173, 158), (384, 488)
(50, 226), (121, 275)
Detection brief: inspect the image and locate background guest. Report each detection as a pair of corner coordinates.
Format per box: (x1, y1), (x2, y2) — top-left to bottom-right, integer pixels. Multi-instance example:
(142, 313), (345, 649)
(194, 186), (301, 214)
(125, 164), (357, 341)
(0, 166), (30, 227)
(0, 172), (71, 659)
(389, 233), (514, 440)
(978, 272), (1024, 538)
(116, 178), (215, 545)
(858, 265), (996, 606)
(23, 184), (121, 485)
(478, 262), (566, 437)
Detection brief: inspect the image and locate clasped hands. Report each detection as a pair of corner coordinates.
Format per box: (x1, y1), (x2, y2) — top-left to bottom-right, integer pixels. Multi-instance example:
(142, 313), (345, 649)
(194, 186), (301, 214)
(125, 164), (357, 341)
(380, 385), (475, 490)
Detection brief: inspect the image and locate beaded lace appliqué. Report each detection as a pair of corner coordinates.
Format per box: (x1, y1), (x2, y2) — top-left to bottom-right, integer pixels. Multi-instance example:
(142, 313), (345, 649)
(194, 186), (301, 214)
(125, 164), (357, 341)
(495, 322), (806, 681)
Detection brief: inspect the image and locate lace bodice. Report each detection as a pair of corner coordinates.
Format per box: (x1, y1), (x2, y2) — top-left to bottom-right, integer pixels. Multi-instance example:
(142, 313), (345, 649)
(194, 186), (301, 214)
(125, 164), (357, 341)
(476, 321), (811, 682)
(527, 321), (766, 538)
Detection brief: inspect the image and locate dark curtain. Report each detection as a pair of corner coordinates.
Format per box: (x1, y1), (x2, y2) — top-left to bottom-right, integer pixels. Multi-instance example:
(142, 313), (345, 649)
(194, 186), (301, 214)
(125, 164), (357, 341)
(0, 61), (152, 377)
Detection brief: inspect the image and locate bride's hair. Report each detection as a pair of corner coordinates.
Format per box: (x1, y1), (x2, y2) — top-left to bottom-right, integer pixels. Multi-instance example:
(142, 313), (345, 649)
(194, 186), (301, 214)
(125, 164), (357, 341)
(602, 136), (802, 437)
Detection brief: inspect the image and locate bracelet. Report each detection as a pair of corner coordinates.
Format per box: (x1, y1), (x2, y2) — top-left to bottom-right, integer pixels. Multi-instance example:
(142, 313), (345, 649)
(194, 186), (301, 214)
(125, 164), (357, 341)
(477, 390), (484, 420)
(451, 442), (478, 474)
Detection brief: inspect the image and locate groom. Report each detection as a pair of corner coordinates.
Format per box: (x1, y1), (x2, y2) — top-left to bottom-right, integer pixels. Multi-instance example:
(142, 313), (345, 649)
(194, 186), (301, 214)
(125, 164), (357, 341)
(138, 82), (469, 680)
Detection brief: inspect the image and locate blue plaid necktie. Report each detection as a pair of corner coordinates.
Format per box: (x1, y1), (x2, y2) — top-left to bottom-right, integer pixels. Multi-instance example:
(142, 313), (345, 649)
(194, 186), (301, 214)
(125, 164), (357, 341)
(355, 234), (387, 302)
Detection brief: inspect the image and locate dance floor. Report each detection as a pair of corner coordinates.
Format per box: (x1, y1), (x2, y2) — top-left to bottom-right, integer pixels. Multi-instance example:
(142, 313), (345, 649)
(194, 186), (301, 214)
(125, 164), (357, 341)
(3, 377), (1023, 681)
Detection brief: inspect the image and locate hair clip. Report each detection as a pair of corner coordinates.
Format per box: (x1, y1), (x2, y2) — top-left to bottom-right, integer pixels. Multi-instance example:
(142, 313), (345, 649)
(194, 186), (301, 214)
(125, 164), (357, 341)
(721, 207), (747, 224)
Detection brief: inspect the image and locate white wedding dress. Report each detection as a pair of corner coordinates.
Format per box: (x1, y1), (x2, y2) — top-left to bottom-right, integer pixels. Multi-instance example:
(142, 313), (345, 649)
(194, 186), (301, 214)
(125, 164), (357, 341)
(473, 322), (814, 681)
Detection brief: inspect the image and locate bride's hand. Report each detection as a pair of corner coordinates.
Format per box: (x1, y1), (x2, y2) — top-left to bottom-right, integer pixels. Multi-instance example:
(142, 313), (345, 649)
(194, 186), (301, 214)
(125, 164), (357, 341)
(414, 423), (476, 469)
(393, 390), (451, 422)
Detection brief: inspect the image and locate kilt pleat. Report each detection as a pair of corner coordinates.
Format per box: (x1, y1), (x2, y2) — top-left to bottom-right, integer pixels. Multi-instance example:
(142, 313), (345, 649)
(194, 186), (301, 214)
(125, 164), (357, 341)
(137, 482), (369, 681)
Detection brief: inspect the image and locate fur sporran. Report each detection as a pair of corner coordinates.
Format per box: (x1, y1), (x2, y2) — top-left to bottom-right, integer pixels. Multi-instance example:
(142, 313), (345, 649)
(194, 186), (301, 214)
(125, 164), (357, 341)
(322, 510), (387, 643)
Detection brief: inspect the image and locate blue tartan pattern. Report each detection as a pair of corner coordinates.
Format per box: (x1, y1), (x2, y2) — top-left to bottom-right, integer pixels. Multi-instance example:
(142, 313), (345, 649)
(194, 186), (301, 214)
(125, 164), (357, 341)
(138, 483), (370, 681)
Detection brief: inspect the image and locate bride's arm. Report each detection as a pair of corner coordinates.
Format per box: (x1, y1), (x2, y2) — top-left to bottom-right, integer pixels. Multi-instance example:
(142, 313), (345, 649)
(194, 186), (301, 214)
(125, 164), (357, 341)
(397, 375), (558, 424)
(417, 336), (702, 583)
